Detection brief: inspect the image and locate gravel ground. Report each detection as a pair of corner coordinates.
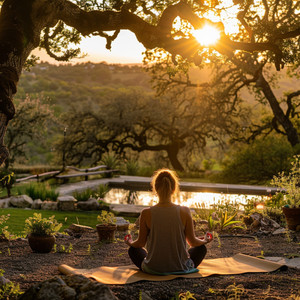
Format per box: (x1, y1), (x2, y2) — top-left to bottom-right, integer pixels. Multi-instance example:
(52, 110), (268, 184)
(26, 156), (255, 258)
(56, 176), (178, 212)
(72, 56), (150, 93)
(0, 229), (299, 299)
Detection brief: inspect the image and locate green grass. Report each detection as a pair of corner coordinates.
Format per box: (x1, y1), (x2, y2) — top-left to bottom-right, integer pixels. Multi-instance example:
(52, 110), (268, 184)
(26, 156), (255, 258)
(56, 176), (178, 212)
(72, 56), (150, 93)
(0, 208), (136, 236)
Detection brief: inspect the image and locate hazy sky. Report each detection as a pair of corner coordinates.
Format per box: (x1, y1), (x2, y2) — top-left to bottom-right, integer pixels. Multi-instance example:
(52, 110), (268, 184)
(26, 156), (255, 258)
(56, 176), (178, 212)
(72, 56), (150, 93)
(34, 30), (145, 65)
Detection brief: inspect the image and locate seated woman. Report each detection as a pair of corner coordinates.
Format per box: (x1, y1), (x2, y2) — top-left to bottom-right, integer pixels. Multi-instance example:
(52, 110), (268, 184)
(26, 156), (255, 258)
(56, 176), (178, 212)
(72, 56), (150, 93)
(125, 168), (213, 275)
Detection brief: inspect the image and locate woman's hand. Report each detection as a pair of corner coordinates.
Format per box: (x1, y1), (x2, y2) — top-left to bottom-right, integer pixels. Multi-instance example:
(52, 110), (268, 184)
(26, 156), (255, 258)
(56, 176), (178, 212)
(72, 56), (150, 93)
(204, 232), (213, 244)
(124, 234), (133, 246)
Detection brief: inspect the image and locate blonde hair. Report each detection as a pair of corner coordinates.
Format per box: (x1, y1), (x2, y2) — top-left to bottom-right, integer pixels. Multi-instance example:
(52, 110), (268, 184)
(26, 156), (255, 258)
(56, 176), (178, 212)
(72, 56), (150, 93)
(151, 168), (179, 202)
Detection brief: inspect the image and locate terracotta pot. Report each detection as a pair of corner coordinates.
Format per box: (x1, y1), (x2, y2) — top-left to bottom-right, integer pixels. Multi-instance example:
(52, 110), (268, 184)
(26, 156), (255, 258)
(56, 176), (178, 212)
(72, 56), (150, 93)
(28, 234), (56, 253)
(96, 224), (117, 242)
(282, 206), (300, 231)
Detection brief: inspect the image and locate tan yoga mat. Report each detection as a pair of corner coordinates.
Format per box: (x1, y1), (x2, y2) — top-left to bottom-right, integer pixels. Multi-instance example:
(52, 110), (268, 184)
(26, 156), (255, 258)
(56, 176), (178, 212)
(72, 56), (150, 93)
(58, 253), (286, 285)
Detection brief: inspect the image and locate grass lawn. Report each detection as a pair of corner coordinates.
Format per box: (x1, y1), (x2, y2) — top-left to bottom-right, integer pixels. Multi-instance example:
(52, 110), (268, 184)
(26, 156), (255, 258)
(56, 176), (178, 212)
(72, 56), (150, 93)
(0, 208), (135, 236)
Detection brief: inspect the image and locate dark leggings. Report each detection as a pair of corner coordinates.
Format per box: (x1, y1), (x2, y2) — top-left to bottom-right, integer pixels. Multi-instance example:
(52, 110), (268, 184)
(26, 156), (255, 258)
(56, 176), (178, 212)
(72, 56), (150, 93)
(128, 245), (207, 270)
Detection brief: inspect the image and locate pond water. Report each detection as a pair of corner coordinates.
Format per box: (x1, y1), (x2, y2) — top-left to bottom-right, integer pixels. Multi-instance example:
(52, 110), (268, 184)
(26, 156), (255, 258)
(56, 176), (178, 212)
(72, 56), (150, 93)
(104, 188), (268, 209)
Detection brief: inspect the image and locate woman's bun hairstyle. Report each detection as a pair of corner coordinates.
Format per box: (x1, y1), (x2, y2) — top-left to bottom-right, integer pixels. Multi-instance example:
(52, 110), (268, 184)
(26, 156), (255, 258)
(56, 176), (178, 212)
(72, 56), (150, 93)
(151, 169), (179, 200)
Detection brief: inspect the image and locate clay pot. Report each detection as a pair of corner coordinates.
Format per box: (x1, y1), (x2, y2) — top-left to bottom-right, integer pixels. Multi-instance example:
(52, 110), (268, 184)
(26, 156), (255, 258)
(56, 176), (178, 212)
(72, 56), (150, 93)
(282, 207), (300, 231)
(96, 224), (117, 242)
(28, 234), (56, 253)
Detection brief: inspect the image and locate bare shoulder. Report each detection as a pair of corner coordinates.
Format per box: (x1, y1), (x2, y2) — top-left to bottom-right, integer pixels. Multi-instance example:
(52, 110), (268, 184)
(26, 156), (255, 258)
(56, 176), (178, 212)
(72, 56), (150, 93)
(141, 207), (151, 215)
(140, 207), (151, 219)
(179, 205), (191, 215)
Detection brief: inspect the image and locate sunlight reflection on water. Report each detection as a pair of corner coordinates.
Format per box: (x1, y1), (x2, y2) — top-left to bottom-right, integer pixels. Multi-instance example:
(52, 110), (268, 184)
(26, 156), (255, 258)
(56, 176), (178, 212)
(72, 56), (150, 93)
(105, 188), (268, 208)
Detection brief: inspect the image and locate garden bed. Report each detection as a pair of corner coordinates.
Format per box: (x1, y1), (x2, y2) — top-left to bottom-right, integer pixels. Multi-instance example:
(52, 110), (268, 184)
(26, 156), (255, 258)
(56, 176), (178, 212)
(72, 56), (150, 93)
(0, 229), (299, 299)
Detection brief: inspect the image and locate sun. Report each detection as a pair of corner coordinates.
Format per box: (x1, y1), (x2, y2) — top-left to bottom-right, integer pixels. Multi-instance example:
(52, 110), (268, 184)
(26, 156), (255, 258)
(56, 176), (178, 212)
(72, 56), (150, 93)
(193, 25), (221, 46)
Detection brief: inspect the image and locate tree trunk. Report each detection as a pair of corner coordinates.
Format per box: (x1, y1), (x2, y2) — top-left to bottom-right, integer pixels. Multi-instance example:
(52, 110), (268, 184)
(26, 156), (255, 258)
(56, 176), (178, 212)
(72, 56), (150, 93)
(0, 0), (62, 165)
(256, 72), (300, 147)
(166, 144), (185, 172)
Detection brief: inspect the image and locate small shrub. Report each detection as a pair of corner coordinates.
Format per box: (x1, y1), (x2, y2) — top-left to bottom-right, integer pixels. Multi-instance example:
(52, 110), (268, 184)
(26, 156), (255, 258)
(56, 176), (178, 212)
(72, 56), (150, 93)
(24, 213), (62, 236)
(73, 184), (110, 201)
(125, 159), (139, 176)
(0, 214), (10, 240)
(24, 182), (58, 201)
(97, 211), (116, 225)
(73, 188), (95, 202)
(0, 269), (23, 299)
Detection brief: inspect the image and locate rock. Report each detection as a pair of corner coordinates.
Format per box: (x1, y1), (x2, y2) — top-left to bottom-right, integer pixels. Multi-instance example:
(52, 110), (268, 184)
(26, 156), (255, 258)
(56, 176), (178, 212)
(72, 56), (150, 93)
(67, 224), (95, 234)
(57, 195), (77, 211)
(31, 199), (43, 209)
(20, 274), (119, 300)
(64, 274), (118, 300)
(0, 198), (10, 208)
(9, 195), (33, 208)
(272, 228), (286, 235)
(198, 220), (209, 225)
(19, 276), (76, 300)
(115, 217), (130, 231)
(77, 198), (100, 211)
(250, 212), (263, 222)
(41, 201), (58, 211)
(0, 275), (10, 286)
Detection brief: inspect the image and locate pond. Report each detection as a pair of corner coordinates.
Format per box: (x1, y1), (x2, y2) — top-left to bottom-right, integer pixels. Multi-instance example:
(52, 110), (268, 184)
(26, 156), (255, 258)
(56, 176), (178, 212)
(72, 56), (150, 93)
(104, 188), (269, 209)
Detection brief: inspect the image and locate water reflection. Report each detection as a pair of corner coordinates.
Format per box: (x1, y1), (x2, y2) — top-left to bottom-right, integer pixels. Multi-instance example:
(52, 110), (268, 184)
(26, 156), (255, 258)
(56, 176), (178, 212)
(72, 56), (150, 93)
(104, 188), (268, 208)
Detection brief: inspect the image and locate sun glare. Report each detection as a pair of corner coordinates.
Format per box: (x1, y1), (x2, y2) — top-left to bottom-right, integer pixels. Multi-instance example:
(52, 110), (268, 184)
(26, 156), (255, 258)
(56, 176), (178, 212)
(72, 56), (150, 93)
(193, 25), (221, 46)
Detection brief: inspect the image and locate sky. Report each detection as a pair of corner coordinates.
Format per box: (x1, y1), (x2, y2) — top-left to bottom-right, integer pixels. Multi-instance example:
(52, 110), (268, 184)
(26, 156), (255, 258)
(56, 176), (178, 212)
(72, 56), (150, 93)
(33, 30), (146, 65)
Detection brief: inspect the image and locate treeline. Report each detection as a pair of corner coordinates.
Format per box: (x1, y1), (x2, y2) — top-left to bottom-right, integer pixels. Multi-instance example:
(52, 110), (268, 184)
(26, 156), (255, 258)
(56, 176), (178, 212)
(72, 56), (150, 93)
(6, 62), (298, 184)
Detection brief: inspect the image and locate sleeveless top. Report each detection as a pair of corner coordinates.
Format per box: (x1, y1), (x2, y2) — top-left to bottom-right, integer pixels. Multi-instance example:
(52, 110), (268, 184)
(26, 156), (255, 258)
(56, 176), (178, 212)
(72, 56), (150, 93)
(141, 205), (196, 275)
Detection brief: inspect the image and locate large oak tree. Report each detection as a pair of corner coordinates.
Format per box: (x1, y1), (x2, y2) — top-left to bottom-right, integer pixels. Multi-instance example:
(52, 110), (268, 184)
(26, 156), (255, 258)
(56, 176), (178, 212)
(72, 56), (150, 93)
(0, 0), (299, 165)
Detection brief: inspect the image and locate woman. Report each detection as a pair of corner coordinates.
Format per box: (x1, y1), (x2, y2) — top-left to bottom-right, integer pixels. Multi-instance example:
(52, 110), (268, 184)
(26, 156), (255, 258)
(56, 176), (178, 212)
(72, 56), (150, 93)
(125, 168), (213, 275)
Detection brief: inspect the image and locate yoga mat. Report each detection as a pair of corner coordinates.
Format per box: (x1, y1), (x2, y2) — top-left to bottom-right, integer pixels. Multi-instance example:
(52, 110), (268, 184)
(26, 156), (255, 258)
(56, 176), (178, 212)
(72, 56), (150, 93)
(58, 253), (286, 284)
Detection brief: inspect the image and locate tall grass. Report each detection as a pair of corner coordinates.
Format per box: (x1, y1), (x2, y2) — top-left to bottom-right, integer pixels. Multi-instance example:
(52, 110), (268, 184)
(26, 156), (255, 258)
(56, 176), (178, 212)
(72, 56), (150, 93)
(22, 182), (59, 202)
(73, 184), (110, 201)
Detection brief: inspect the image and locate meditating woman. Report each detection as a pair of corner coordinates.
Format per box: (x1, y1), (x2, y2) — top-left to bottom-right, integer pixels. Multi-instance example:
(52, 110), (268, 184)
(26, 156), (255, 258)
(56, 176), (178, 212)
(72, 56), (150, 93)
(125, 168), (213, 275)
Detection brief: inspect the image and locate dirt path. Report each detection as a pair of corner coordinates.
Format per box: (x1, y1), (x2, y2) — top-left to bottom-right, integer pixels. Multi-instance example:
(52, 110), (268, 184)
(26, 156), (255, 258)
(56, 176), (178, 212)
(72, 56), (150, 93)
(0, 230), (299, 299)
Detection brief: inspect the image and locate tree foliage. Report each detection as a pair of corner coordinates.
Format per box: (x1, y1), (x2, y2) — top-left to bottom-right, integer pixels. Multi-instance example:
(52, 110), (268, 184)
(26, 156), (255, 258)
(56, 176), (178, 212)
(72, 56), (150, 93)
(0, 0), (299, 167)
(4, 96), (56, 168)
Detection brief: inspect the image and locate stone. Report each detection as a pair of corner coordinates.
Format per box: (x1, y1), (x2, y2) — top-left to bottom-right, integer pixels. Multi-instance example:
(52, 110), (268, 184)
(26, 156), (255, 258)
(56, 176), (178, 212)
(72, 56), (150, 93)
(20, 275), (118, 300)
(67, 224), (95, 234)
(9, 195), (33, 208)
(0, 198), (10, 208)
(41, 201), (58, 211)
(115, 217), (130, 231)
(31, 199), (43, 209)
(19, 276), (76, 300)
(77, 198), (100, 211)
(250, 212), (263, 222)
(0, 275), (10, 286)
(64, 275), (118, 300)
(57, 195), (76, 211)
(272, 228), (287, 235)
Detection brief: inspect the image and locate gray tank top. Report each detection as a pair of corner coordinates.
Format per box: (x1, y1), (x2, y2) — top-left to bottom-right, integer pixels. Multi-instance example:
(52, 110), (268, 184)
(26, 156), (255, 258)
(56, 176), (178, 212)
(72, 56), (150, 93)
(142, 205), (194, 273)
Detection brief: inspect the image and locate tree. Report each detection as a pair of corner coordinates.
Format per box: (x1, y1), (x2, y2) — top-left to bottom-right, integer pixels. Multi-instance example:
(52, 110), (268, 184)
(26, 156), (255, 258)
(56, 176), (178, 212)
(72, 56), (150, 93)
(0, 0), (299, 165)
(4, 95), (55, 168)
(56, 87), (244, 171)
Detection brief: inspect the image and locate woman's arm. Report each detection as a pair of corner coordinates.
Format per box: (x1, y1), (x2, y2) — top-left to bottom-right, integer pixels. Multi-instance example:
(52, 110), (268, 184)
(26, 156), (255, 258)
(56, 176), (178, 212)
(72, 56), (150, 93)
(125, 208), (150, 248)
(181, 206), (212, 247)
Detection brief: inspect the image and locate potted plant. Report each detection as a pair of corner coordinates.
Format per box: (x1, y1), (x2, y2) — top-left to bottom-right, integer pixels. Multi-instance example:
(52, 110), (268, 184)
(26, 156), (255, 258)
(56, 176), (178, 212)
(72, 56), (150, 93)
(96, 211), (117, 242)
(271, 155), (300, 230)
(24, 213), (62, 253)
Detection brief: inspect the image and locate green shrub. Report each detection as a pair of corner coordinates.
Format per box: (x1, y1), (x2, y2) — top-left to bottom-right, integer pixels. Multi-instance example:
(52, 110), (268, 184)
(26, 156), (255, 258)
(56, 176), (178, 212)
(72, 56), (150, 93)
(24, 213), (62, 236)
(73, 188), (95, 202)
(125, 159), (139, 176)
(215, 136), (294, 184)
(0, 269), (23, 299)
(73, 184), (110, 201)
(24, 182), (59, 201)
